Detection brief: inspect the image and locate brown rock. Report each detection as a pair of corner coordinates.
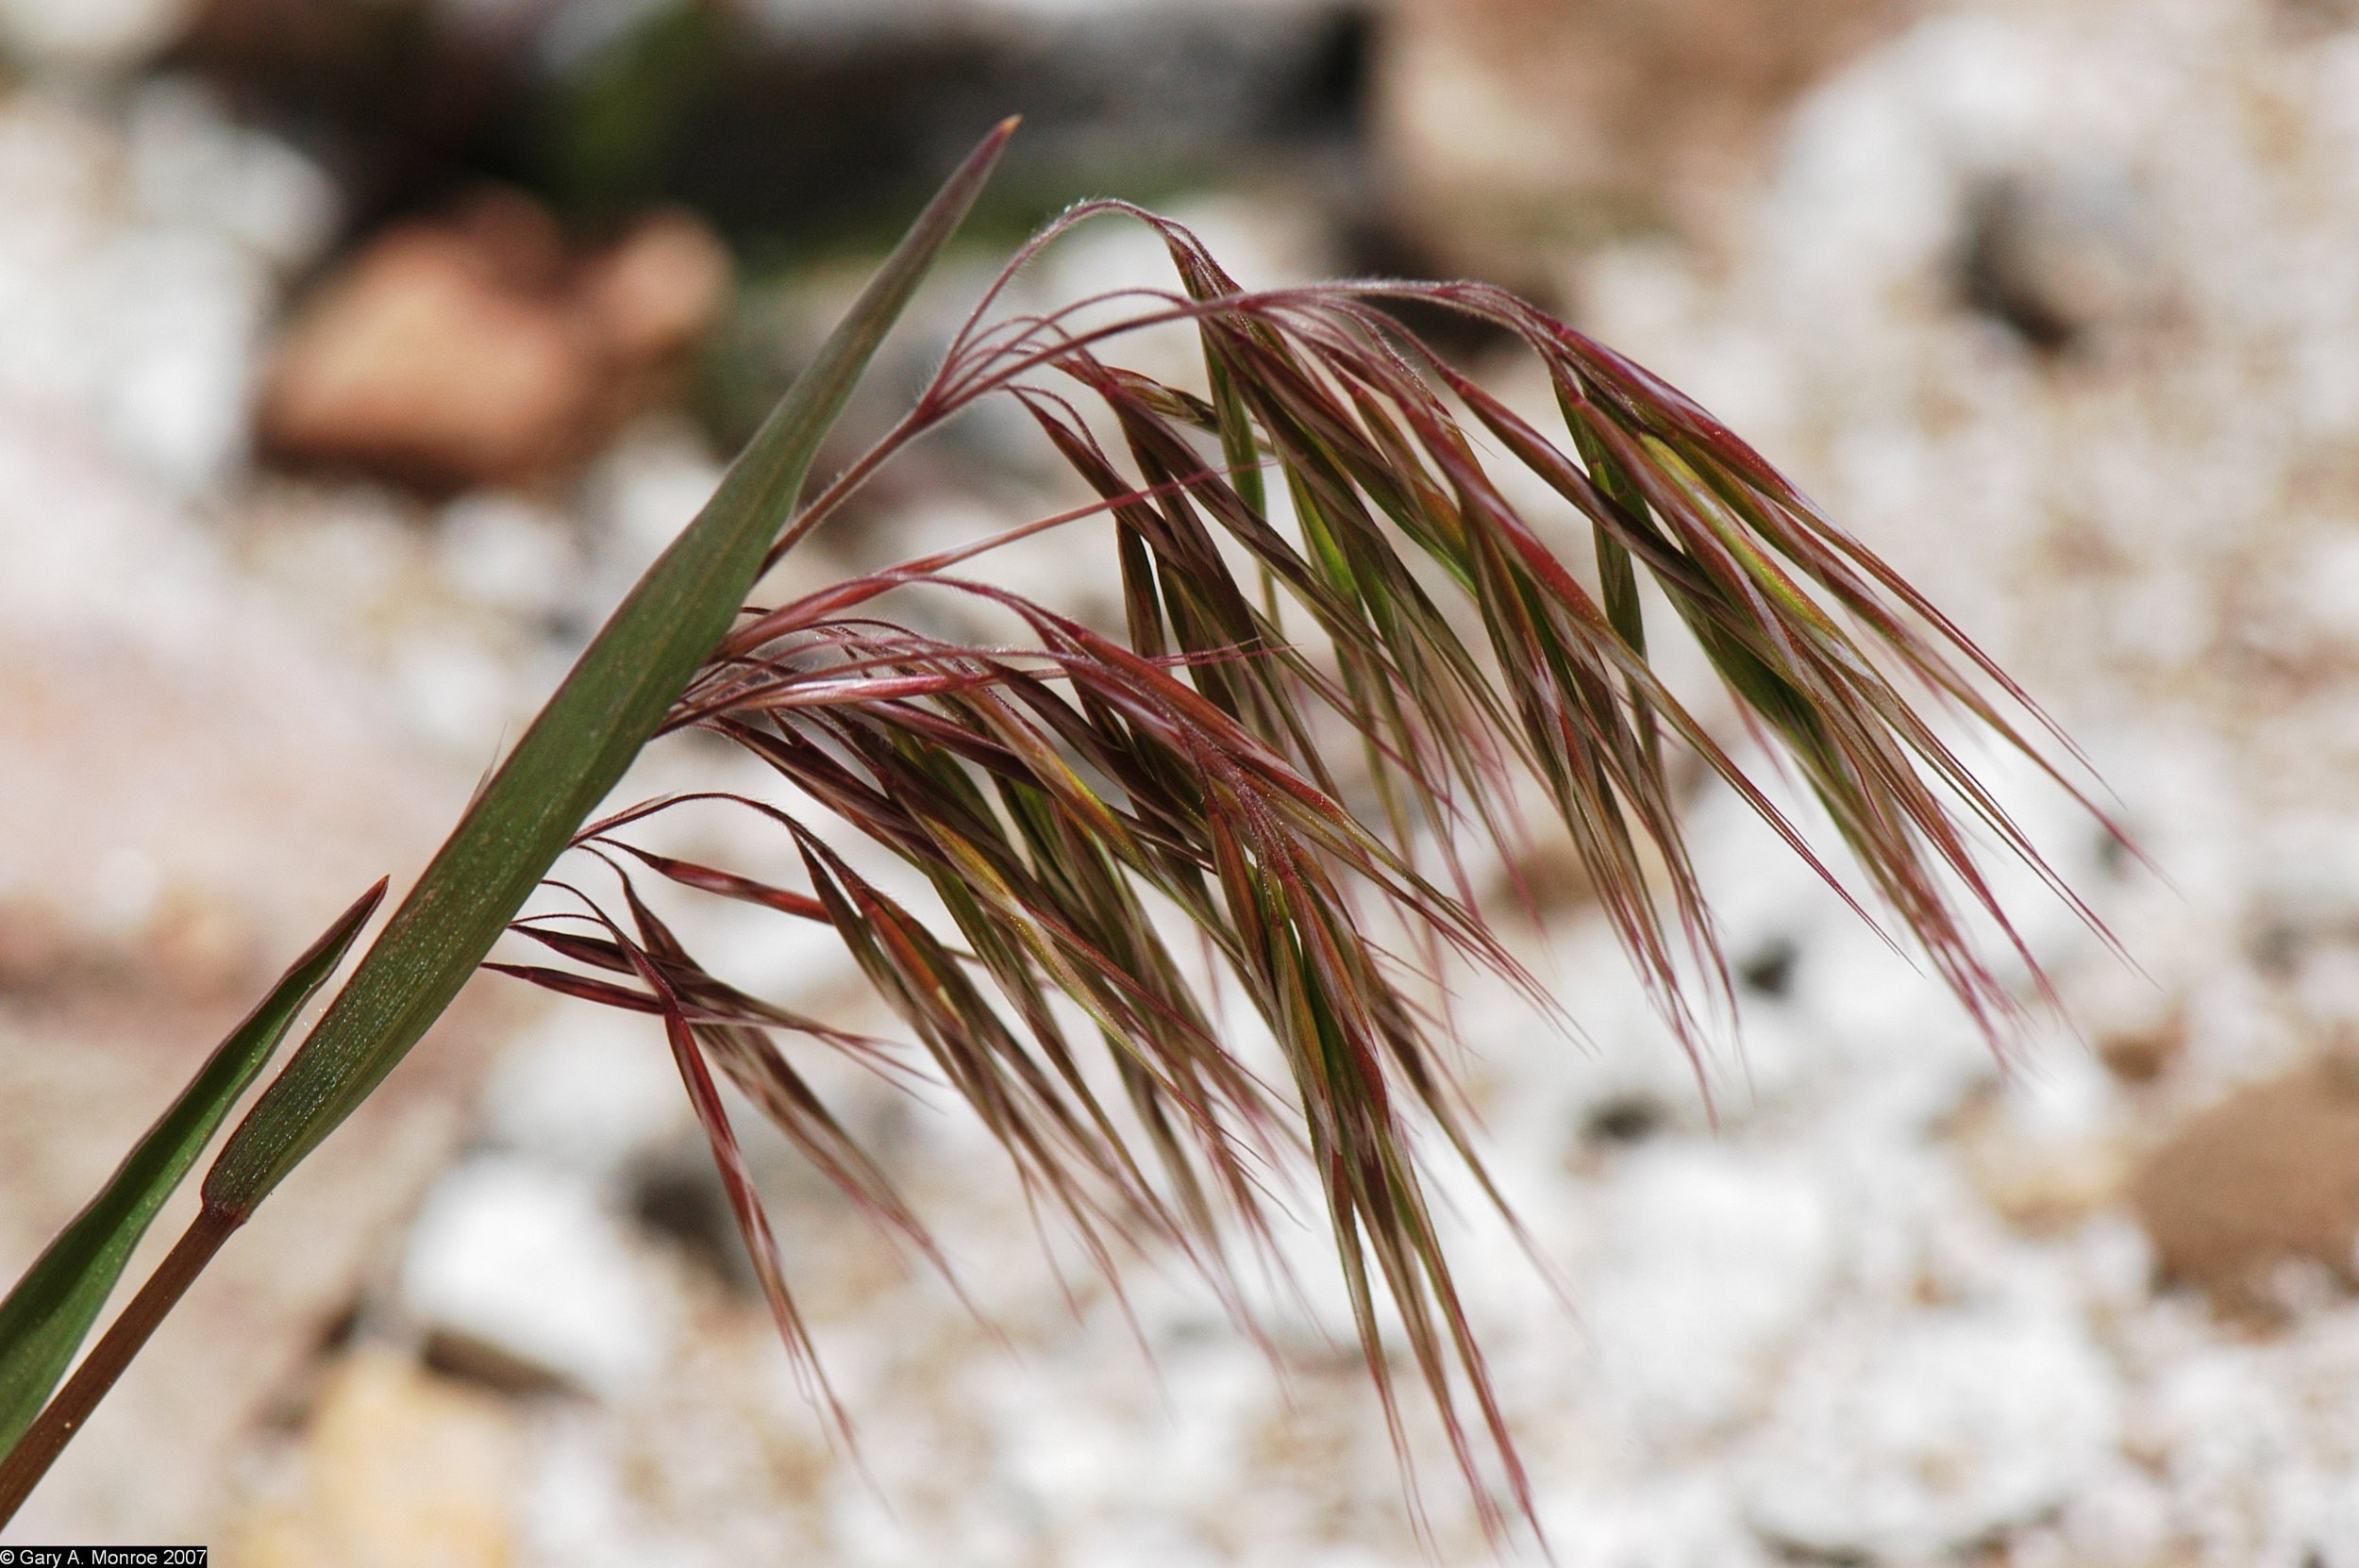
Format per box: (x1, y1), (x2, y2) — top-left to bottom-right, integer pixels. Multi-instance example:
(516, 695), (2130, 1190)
(228, 1350), (524, 1568)
(1374, 0), (1911, 276)
(2100, 1012), (2184, 1085)
(259, 222), (594, 490)
(0, 898), (76, 994)
(0, 888), (258, 1003)
(579, 209), (733, 368)
(2131, 1059), (2359, 1315)
(445, 188), (571, 296)
(259, 192), (731, 492)
(1954, 1093), (2131, 1234)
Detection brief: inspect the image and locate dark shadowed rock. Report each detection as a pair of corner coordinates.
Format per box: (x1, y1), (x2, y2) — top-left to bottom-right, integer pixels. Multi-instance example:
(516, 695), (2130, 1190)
(1962, 164), (2165, 354)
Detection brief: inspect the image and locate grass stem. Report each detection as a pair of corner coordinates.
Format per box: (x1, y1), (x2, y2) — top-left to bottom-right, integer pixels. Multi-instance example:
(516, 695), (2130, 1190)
(0, 1207), (241, 1523)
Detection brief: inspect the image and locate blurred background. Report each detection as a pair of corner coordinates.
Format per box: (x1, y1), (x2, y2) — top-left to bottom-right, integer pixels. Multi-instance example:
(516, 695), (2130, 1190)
(6, 0), (2359, 1562)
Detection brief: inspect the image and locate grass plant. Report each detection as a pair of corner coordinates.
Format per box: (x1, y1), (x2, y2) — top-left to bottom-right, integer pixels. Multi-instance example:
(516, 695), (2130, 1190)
(0, 120), (2105, 1530)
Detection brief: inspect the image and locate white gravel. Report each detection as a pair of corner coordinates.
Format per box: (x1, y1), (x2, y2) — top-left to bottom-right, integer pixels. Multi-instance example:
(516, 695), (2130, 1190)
(400, 1157), (683, 1401)
(0, 81), (334, 491)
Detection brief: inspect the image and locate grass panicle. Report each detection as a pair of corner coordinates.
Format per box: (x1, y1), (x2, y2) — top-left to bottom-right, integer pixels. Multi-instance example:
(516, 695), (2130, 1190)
(501, 198), (2115, 1534)
(0, 133), (2111, 1536)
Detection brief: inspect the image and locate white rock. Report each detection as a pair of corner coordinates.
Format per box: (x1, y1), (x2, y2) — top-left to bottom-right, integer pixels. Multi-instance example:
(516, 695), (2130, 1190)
(1583, 1145), (1838, 1442)
(0, 0), (194, 74)
(1542, 1476), (1778, 1568)
(1742, 1307), (2120, 1561)
(437, 492), (585, 624)
(478, 1002), (694, 1176)
(518, 1418), (658, 1568)
(2042, 1458), (2176, 1568)
(125, 78), (340, 274)
(390, 630), (518, 758)
(84, 225), (267, 486)
(579, 421), (725, 608)
(400, 1156), (679, 1400)
(0, 92), (286, 488)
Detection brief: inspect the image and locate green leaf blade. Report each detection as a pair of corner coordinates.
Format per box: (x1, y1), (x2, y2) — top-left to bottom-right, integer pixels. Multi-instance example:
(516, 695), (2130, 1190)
(0, 878), (385, 1451)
